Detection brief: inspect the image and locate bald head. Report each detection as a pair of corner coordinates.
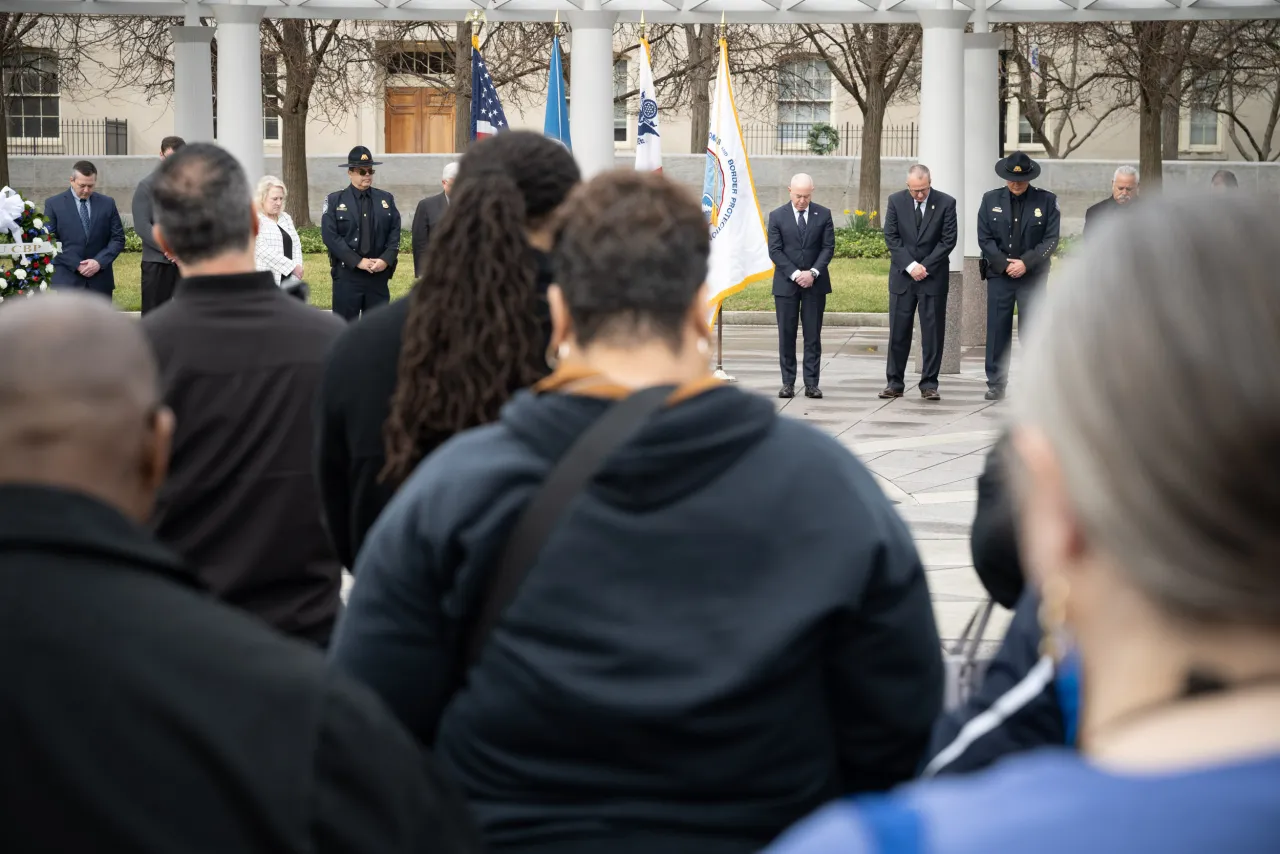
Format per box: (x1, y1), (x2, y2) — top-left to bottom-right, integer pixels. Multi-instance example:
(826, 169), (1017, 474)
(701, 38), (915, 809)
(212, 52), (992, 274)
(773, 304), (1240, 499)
(0, 294), (172, 521)
(789, 173), (815, 211)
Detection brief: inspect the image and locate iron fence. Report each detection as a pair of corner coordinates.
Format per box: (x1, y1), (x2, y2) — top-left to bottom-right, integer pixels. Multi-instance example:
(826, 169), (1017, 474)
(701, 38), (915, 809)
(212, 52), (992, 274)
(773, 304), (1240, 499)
(740, 122), (917, 159)
(8, 118), (129, 156)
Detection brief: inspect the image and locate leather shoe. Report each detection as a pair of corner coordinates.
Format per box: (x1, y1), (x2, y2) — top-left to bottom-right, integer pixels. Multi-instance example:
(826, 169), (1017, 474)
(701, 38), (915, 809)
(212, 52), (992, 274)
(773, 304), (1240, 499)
(805, 386), (823, 399)
(921, 388), (940, 401)
(878, 388), (904, 399)
(778, 385), (795, 399)
(985, 388), (1006, 401)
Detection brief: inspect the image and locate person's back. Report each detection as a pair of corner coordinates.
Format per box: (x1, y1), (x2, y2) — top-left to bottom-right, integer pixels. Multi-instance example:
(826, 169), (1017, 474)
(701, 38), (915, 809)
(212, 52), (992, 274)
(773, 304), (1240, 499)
(331, 171), (944, 852)
(0, 292), (482, 854)
(141, 143), (345, 644)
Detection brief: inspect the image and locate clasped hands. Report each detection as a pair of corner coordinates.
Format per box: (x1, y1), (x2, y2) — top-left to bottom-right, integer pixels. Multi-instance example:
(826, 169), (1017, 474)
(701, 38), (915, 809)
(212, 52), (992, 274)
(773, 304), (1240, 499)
(357, 258), (388, 273)
(910, 264), (928, 282)
(1005, 259), (1027, 278)
(796, 270), (816, 288)
(77, 259), (102, 277)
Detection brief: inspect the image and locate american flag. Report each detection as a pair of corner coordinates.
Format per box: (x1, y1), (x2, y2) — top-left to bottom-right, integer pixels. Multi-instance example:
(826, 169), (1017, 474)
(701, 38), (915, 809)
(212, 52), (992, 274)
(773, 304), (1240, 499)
(470, 45), (508, 140)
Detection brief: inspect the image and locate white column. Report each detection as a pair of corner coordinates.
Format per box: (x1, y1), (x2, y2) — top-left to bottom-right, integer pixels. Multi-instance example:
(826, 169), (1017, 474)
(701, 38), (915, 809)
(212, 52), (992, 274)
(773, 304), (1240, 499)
(567, 8), (619, 179)
(963, 27), (1005, 346)
(171, 25), (215, 144)
(917, 8), (969, 374)
(213, 4), (265, 183)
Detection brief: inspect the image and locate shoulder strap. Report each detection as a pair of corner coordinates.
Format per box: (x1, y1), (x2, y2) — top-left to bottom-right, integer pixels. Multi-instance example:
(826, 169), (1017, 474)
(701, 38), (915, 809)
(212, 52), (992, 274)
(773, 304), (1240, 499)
(460, 385), (676, 673)
(854, 796), (926, 854)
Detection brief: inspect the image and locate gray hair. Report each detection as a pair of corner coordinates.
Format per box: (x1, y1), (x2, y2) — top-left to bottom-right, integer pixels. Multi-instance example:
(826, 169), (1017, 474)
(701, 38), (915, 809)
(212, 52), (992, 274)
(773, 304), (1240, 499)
(1016, 193), (1280, 627)
(254, 175), (286, 210)
(908, 164), (931, 180)
(1113, 165), (1139, 182)
(152, 143), (254, 265)
(789, 172), (814, 190)
(442, 161), (459, 182)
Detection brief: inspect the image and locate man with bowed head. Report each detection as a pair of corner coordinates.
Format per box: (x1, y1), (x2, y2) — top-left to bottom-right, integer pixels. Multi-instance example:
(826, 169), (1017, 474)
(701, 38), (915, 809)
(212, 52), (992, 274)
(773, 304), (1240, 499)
(44, 160), (126, 296)
(0, 293), (482, 853)
(1083, 165), (1139, 238)
(322, 145), (401, 321)
(768, 173), (836, 400)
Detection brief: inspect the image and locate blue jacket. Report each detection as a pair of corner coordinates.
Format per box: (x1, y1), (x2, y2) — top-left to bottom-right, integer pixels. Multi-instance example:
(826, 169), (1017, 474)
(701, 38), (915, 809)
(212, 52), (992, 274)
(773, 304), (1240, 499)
(44, 189), (126, 295)
(330, 382), (944, 852)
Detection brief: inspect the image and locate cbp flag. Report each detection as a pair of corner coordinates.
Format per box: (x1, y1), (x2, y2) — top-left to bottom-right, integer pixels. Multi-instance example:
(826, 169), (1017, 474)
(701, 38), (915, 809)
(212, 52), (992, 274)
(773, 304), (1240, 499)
(543, 33), (571, 150)
(471, 42), (508, 140)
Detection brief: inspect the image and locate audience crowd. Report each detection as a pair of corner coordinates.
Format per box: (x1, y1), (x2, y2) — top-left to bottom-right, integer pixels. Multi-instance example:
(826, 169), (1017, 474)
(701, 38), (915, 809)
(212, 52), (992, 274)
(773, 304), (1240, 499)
(4, 133), (1277, 853)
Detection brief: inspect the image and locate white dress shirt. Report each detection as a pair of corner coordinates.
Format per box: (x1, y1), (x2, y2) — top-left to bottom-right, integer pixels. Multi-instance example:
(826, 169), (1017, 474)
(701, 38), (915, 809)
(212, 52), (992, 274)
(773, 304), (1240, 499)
(906, 191), (931, 275)
(789, 203), (820, 283)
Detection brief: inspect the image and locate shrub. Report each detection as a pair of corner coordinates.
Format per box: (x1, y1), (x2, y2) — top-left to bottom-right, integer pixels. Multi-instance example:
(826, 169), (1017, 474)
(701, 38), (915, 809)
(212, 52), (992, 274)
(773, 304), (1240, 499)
(834, 227), (889, 259)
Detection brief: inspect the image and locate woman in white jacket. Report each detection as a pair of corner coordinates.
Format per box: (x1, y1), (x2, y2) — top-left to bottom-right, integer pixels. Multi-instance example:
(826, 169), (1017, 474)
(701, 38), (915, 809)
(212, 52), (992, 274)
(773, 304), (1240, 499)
(254, 176), (304, 285)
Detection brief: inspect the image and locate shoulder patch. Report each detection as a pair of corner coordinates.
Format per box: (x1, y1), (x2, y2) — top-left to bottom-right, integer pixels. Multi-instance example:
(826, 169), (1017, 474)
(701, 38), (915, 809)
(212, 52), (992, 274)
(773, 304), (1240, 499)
(322, 197), (329, 215)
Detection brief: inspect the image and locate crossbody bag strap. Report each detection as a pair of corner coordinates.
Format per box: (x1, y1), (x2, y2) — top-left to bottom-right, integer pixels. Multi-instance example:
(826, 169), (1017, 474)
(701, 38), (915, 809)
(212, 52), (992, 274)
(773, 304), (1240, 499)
(460, 384), (677, 674)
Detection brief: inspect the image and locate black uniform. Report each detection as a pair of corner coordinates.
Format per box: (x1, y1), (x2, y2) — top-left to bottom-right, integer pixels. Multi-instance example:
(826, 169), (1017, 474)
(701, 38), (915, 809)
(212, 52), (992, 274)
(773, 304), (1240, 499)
(976, 185), (1059, 391)
(321, 185), (401, 321)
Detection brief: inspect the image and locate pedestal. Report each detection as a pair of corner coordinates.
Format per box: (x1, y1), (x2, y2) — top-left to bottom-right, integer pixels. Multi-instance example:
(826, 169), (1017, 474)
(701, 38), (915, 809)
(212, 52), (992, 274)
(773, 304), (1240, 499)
(962, 32), (1003, 348)
(567, 9), (619, 179)
(962, 258), (988, 348)
(912, 271), (964, 375)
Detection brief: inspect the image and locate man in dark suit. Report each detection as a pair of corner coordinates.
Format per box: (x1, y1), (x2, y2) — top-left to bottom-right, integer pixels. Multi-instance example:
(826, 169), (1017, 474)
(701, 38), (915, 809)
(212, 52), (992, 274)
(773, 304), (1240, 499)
(1083, 165), (1138, 238)
(411, 160), (457, 279)
(44, 160), (125, 298)
(977, 151), (1060, 401)
(880, 164), (958, 401)
(321, 146), (402, 321)
(768, 173), (836, 399)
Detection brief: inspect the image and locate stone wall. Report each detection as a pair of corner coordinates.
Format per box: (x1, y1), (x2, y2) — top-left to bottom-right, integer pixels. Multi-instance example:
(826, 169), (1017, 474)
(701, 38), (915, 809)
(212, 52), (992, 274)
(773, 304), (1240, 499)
(15, 153), (1278, 236)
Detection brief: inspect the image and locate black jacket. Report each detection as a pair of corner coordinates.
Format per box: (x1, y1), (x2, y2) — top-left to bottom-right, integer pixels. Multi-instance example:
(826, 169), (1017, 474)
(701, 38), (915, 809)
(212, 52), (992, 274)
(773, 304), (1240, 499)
(144, 272), (346, 644)
(768, 203), (837, 296)
(321, 185), (401, 274)
(971, 433), (1024, 610)
(1083, 195), (1136, 238)
(411, 192), (449, 279)
(314, 250), (556, 570)
(977, 185), (1060, 282)
(330, 381), (943, 852)
(882, 189), (959, 297)
(0, 484), (483, 854)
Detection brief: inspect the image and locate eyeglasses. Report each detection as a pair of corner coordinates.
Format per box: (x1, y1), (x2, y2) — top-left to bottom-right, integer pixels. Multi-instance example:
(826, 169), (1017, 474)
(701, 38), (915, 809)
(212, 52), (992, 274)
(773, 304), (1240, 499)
(354, 168), (375, 177)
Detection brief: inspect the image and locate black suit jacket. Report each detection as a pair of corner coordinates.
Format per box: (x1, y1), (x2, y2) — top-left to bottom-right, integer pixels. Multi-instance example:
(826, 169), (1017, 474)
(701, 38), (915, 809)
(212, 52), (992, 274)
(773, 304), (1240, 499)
(768, 202), (836, 297)
(320, 185), (401, 274)
(882, 189), (958, 297)
(44, 189), (126, 293)
(977, 185), (1060, 282)
(1082, 195), (1137, 238)
(411, 192), (449, 279)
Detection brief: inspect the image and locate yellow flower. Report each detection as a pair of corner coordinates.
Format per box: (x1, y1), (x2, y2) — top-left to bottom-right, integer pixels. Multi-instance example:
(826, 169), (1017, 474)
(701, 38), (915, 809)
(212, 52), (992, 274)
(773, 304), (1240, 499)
(871, 211), (878, 218)
(843, 209), (851, 215)
(855, 209), (866, 217)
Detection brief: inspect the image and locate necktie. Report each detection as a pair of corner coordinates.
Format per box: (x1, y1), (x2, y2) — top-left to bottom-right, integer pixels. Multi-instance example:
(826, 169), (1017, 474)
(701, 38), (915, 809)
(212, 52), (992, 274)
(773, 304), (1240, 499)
(79, 198), (91, 234)
(358, 192), (372, 257)
(914, 202), (923, 229)
(797, 210), (808, 240)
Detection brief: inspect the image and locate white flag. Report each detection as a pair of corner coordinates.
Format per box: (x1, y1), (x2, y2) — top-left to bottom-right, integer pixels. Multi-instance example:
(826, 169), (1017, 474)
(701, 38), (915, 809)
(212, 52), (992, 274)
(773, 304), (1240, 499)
(635, 38), (662, 173)
(702, 38), (772, 326)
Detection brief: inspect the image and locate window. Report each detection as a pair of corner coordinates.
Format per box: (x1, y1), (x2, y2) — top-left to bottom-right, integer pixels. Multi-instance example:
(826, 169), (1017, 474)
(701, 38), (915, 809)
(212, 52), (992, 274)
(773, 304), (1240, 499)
(1186, 76), (1221, 150)
(4, 48), (59, 139)
(1017, 98), (1046, 146)
(613, 59), (628, 143)
(777, 59), (831, 143)
(384, 48), (455, 78)
(263, 54), (280, 142)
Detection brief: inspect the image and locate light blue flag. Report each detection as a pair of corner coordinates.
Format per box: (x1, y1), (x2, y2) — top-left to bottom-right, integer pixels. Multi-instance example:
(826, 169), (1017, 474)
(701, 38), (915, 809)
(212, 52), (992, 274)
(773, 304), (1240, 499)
(543, 34), (572, 150)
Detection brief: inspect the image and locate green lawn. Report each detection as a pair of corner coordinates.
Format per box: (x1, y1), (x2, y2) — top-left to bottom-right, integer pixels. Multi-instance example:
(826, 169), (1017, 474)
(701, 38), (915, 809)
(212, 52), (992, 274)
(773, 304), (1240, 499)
(110, 255), (891, 314)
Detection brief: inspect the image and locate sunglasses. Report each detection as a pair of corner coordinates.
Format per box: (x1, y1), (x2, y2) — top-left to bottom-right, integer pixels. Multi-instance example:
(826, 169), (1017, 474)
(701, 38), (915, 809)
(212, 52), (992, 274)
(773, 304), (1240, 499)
(353, 168), (375, 177)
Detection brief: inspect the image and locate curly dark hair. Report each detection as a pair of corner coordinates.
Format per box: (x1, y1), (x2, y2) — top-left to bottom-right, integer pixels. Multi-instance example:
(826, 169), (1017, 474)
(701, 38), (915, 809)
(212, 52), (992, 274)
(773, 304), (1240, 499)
(381, 131), (580, 485)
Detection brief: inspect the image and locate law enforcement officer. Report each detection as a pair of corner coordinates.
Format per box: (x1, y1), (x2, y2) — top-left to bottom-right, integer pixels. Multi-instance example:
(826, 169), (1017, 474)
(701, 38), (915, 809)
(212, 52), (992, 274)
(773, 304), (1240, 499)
(976, 151), (1059, 401)
(321, 146), (401, 320)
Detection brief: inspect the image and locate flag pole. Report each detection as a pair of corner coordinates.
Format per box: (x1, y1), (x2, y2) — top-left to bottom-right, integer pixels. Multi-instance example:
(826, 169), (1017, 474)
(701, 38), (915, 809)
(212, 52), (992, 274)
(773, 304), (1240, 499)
(710, 11), (736, 384)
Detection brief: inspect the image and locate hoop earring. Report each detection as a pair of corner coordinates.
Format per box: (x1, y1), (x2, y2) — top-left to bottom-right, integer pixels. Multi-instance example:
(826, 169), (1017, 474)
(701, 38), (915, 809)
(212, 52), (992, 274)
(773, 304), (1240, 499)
(1038, 575), (1071, 661)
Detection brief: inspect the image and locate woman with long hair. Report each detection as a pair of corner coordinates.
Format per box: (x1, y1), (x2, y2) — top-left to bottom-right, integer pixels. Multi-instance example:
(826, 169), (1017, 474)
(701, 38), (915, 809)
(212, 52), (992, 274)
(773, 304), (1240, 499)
(314, 132), (580, 569)
(330, 171), (943, 853)
(766, 194), (1280, 853)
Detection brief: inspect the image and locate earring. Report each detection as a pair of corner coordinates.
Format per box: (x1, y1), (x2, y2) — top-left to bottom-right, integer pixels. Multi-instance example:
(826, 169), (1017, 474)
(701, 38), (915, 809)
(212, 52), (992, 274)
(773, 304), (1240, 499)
(1038, 575), (1070, 661)
(697, 337), (710, 355)
(545, 342), (559, 370)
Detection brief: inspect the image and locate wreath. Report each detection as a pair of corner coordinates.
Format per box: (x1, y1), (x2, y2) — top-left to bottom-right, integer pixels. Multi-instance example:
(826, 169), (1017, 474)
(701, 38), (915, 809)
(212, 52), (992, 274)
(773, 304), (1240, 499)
(807, 122), (840, 156)
(0, 187), (57, 303)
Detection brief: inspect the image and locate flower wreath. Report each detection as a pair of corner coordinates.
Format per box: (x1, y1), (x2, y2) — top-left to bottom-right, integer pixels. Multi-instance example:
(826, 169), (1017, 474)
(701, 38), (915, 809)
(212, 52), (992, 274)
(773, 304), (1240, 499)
(807, 122), (840, 157)
(0, 187), (57, 303)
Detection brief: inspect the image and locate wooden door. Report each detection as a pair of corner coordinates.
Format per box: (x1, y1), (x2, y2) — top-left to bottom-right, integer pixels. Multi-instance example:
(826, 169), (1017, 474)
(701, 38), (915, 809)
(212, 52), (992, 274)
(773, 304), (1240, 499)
(385, 88), (456, 153)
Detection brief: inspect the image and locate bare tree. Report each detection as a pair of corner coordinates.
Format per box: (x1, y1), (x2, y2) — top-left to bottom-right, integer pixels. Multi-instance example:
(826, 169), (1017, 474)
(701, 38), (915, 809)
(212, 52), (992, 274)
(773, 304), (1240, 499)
(799, 24), (919, 216)
(1211, 21), (1280, 162)
(1000, 23), (1131, 160)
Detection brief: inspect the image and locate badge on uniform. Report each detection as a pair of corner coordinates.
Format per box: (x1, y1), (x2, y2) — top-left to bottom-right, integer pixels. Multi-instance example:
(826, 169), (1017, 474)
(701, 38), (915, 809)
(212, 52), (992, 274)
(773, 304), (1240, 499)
(1034, 208), (1042, 217)
(381, 200), (389, 209)
(337, 203), (347, 211)
(992, 207), (1003, 213)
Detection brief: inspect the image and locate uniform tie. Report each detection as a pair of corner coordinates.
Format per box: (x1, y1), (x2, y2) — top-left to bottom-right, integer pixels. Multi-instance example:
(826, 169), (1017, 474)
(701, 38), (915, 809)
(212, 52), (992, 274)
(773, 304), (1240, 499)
(79, 198), (91, 234)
